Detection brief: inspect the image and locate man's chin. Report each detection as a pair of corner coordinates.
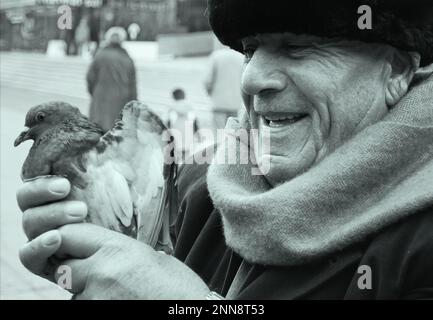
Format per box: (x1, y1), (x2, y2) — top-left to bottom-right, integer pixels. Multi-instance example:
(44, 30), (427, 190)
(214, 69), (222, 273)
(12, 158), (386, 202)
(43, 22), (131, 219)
(257, 151), (317, 185)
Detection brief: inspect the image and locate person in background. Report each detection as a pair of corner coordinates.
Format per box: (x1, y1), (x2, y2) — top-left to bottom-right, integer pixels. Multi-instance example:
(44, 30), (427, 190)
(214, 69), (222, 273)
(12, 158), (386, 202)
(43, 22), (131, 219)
(204, 38), (245, 130)
(74, 15), (90, 56)
(167, 88), (200, 161)
(86, 27), (137, 132)
(0, 11), (13, 51)
(63, 7), (81, 56)
(168, 88), (187, 129)
(64, 27), (76, 56)
(88, 9), (101, 56)
(127, 23), (141, 41)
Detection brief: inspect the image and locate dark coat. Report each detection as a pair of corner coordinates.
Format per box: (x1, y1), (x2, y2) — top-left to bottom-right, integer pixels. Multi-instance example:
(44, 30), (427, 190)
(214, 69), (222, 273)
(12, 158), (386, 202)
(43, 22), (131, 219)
(173, 162), (433, 299)
(86, 44), (137, 132)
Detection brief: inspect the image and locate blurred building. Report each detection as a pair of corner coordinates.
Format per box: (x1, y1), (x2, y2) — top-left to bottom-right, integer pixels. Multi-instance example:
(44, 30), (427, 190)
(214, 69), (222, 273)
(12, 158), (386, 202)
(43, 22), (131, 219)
(101, 0), (178, 40)
(177, 0), (210, 32)
(0, 0), (206, 52)
(0, 0), (103, 51)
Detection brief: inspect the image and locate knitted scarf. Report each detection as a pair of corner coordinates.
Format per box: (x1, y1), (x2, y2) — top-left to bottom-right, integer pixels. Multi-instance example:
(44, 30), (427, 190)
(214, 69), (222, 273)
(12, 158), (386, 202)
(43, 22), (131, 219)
(207, 74), (433, 266)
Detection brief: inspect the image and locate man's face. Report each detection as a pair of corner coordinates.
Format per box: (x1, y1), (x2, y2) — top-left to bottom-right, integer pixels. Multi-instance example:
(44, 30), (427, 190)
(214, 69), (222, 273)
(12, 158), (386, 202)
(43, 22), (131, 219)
(241, 33), (395, 184)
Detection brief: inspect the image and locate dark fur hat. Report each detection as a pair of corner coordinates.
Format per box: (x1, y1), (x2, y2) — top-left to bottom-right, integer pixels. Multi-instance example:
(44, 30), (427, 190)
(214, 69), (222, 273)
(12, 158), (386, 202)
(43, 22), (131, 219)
(207, 0), (433, 66)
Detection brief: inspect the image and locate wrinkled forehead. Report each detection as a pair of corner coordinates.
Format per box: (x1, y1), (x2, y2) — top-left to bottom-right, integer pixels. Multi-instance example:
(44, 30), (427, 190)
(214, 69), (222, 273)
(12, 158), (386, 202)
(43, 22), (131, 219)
(242, 33), (326, 44)
(238, 32), (400, 89)
(241, 32), (376, 50)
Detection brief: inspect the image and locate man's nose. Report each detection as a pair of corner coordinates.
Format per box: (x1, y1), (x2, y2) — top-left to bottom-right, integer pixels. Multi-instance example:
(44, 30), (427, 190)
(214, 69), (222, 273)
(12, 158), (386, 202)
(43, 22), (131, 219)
(241, 48), (287, 96)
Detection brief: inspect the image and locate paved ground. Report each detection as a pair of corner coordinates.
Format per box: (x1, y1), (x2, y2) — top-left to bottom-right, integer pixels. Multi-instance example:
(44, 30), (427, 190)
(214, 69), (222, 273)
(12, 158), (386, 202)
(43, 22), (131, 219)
(0, 52), (213, 299)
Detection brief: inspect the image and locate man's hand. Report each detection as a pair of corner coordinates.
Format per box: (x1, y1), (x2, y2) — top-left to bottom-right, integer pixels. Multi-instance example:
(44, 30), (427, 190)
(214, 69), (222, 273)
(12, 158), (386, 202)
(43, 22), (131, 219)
(16, 176), (211, 299)
(17, 176), (86, 280)
(52, 223), (210, 299)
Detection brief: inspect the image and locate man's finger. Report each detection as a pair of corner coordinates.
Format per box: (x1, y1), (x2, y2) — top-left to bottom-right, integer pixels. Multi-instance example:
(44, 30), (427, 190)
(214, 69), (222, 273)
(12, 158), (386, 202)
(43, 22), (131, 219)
(19, 230), (62, 279)
(56, 223), (121, 259)
(17, 176), (70, 211)
(23, 201), (87, 240)
(53, 258), (90, 294)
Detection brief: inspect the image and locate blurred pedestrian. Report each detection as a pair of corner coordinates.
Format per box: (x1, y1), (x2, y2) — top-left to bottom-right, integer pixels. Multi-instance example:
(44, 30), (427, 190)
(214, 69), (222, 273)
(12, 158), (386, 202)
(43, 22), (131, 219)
(64, 27), (77, 55)
(88, 10), (101, 56)
(63, 8), (80, 56)
(75, 15), (90, 56)
(167, 88), (200, 160)
(127, 23), (141, 41)
(86, 27), (137, 132)
(0, 11), (12, 51)
(204, 42), (244, 130)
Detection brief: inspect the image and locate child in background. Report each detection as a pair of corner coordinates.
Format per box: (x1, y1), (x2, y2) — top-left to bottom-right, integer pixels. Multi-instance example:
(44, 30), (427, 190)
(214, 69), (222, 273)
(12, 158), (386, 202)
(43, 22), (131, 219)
(167, 88), (201, 162)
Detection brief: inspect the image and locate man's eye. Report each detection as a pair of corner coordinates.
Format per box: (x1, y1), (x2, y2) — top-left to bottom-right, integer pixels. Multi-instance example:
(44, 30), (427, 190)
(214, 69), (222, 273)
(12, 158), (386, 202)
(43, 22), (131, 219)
(283, 44), (311, 56)
(284, 44), (302, 51)
(241, 37), (259, 62)
(243, 47), (256, 62)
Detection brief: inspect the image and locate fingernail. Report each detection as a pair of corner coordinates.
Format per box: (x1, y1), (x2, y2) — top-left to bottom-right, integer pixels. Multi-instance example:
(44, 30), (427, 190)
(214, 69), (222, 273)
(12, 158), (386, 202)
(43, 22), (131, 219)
(65, 202), (87, 219)
(41, 231), (60, 247)
(48, 179), (69, 195)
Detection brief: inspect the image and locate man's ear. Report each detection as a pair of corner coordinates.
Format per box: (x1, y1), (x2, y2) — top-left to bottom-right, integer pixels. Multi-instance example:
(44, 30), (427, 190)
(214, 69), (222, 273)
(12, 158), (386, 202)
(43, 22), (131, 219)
(385, 51), (421, 106)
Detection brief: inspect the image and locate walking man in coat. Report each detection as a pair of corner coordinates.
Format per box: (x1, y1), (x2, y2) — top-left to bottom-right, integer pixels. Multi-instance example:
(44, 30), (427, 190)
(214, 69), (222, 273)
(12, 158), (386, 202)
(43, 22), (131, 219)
(204, 39), (245, 130)
(86, 27), (137, 132)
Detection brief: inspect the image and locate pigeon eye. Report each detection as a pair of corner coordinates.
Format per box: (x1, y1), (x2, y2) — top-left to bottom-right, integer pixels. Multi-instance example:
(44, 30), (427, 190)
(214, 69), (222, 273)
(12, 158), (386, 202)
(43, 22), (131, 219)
(36, 112), (45, 122)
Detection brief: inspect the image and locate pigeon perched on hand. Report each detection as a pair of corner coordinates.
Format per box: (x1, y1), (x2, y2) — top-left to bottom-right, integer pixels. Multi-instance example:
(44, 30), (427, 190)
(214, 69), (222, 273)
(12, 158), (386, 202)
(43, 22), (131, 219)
(14, 101), (177, 253)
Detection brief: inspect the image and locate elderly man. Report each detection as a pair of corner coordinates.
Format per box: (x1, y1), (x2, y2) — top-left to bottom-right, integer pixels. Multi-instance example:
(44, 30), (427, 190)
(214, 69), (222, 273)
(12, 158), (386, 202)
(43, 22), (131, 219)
(16, 0), (433, 299)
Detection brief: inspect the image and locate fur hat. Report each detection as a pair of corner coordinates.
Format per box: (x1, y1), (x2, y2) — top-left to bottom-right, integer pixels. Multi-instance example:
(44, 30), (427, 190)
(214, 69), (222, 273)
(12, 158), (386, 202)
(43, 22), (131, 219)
(207, 0), (433, 66)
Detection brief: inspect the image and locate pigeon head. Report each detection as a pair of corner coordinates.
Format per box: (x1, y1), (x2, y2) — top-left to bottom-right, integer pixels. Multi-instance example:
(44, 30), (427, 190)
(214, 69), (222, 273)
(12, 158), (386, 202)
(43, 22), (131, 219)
(14, 101), (82, 147)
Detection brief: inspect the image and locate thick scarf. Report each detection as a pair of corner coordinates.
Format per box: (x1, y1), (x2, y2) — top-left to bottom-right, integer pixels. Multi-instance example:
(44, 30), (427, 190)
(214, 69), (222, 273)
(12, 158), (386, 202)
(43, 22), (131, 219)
(207, 74), (433, 266)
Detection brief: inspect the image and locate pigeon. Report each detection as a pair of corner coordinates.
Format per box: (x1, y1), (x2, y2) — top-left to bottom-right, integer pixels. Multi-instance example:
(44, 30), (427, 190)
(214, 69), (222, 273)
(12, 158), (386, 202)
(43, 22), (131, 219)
(14, 101), (177, 253)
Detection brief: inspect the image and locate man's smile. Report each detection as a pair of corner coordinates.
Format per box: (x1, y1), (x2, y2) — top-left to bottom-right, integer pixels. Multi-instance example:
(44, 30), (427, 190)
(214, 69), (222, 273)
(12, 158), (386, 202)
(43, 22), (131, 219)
(253, 109), (313, 158)
(261, 112), (309, 128)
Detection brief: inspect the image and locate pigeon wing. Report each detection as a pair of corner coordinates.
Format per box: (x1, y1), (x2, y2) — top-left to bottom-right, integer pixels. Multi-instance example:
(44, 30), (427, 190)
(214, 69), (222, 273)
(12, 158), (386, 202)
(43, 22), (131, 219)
(75, 101), (175, 249)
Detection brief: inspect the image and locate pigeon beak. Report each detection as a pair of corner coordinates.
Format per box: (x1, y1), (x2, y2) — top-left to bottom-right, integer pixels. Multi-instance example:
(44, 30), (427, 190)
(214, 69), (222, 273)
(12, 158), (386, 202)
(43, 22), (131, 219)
(14, 130), (30, 147)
